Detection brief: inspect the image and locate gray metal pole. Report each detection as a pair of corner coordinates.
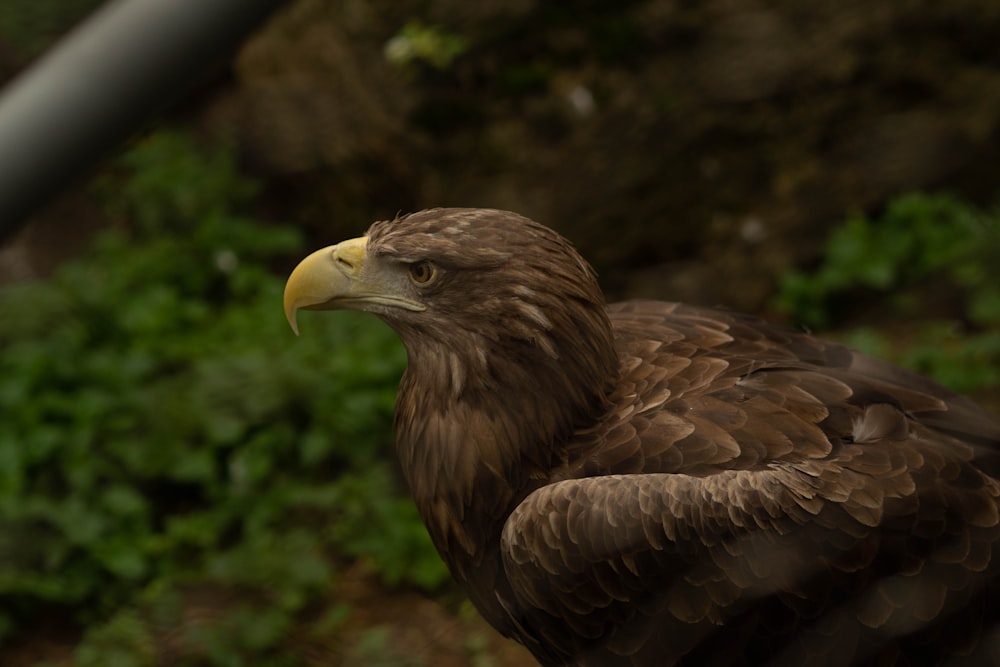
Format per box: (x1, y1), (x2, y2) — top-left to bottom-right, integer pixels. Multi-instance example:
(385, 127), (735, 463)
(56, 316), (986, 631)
(0, 0), (288, 240)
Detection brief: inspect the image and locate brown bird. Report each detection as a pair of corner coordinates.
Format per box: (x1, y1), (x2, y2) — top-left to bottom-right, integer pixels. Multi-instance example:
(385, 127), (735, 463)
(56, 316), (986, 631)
(283, 208), (1000, 666)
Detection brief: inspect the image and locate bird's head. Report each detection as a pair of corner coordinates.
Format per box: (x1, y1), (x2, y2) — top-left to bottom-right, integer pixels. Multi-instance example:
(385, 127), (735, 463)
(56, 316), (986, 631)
(284, 207), (617, 412)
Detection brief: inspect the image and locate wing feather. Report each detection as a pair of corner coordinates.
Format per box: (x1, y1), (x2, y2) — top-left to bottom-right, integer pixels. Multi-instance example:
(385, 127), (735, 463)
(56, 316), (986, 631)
(502, 301), (1000, 665)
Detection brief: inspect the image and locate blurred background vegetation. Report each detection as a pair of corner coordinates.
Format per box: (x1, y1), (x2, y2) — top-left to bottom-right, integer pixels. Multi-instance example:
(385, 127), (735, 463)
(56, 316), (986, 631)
(0, 0), (999, 665)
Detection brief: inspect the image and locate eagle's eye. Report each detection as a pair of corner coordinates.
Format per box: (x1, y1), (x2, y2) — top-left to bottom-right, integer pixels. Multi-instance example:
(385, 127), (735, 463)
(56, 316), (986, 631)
(408, 260), (437, 285)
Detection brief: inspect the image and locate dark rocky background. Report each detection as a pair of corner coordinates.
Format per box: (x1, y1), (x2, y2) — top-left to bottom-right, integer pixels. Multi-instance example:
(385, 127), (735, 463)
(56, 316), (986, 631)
(4, 0), (1000, 311)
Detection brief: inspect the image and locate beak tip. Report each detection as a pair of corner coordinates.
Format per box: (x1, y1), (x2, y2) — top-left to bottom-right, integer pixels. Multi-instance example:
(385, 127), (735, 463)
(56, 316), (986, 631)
(285, 307), (301, 337)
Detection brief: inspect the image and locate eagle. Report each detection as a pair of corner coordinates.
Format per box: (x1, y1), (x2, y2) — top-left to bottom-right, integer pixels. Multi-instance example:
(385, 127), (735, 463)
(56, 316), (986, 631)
(283, 208), (1000, 666)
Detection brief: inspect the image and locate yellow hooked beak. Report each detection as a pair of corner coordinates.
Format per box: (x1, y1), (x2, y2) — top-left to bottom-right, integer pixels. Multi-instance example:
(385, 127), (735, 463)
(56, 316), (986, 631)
(283, 236), (425, 335)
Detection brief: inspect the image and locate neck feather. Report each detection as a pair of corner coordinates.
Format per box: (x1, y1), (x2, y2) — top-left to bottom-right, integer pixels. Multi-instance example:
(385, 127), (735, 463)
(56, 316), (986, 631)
(392, 302), (617, 580)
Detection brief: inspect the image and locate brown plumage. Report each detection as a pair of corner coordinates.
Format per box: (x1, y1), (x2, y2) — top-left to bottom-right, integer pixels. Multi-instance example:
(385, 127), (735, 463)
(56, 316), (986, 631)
(283, 208), (1000, 666)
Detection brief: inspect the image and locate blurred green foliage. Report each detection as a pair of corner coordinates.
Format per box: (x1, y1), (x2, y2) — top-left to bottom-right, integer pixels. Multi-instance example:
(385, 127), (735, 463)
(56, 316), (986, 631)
(0, 131), (447, 663)
(384, 21), (467, 71)
(0, 0), (103, 57)
(775, 192), (1000, 394)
